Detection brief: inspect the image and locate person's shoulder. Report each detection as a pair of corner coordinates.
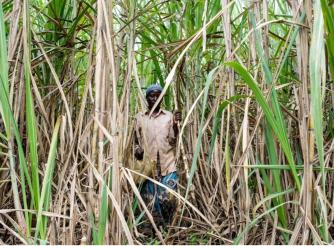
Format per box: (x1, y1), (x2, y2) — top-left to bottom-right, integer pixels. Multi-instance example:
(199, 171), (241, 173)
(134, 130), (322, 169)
(134, 112), (145, 123)
(161, 109), (172, 115)
(135, 111), (145, 118)
(161, 109), (173, 119)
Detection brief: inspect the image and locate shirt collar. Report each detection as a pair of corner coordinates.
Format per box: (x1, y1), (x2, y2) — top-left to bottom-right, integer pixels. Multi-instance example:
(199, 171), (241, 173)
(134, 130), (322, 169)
(144, 108), (166, 118)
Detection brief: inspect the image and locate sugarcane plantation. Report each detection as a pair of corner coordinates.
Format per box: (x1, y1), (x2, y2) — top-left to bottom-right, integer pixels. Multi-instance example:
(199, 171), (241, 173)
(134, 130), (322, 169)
(1, 0), (334, 244)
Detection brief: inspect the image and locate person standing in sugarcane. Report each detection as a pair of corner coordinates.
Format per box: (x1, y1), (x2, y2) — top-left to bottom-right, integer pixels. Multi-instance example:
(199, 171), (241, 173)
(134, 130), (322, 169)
(134, 84), (181, 230)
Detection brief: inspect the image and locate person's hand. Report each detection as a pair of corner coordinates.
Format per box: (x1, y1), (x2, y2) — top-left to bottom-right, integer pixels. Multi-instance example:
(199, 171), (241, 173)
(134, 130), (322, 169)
(134, 145), (144, 160)
(173, 111), (182, 124)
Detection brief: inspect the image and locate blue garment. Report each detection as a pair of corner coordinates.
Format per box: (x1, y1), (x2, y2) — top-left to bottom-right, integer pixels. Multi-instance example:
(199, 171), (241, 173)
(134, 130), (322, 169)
(146, 84), (163, 96)
(141, 171), (178, 214)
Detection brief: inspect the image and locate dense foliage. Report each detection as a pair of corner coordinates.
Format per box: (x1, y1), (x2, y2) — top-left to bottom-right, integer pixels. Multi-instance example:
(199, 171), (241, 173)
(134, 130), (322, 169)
(1, 0), (334, 244)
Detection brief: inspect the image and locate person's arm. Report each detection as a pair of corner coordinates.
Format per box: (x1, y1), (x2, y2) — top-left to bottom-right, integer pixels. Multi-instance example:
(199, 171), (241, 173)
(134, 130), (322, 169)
(168, 111), (182, 146)
(134, 117), (144, 160)
(173, 111), (182, 136)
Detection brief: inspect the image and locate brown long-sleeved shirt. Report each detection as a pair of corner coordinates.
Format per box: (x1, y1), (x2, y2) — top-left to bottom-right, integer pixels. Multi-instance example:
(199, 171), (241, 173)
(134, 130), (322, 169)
(134, 109), (177, 176)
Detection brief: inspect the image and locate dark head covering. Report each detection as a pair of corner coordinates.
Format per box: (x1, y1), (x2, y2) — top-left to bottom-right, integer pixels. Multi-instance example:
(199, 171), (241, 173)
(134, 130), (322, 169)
(146, 84), (163, 96)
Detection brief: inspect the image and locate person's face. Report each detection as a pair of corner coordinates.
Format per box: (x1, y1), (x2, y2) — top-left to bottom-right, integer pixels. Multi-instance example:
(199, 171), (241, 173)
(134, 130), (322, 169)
(146, 90), (162, 110)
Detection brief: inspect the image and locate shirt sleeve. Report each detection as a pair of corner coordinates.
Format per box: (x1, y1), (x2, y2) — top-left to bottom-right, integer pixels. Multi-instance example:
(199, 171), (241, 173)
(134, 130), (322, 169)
(167, 113), (177, 146)
(134, 114), (142, 147)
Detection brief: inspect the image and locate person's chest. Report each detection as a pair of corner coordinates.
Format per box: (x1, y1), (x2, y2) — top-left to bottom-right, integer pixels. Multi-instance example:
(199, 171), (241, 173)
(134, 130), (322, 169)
(141, 114), (171, 142)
